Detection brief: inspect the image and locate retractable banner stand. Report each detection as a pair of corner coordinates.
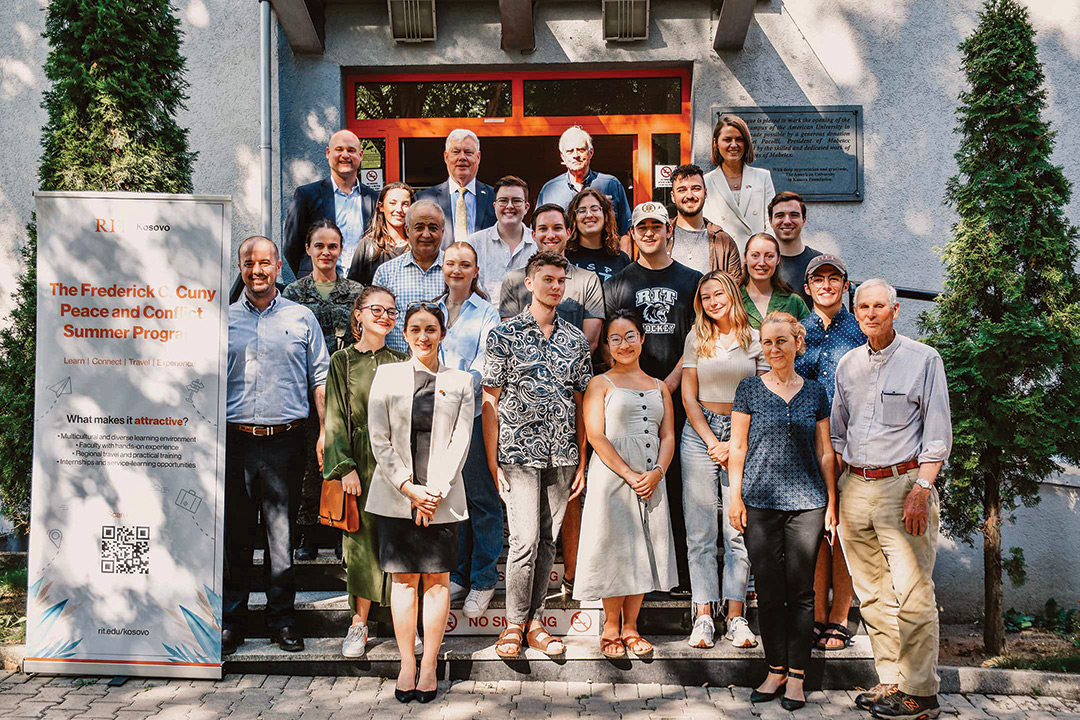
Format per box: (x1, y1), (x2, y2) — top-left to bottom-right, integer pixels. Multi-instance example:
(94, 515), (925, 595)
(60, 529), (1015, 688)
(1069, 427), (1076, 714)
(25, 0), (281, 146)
(27, 192), (231, 679)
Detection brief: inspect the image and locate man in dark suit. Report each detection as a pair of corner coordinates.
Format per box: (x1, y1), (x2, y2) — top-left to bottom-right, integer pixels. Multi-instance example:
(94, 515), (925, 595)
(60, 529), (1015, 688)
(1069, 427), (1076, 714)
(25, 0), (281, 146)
(283, 129), (378, 279)
(417, 129), (497, 248)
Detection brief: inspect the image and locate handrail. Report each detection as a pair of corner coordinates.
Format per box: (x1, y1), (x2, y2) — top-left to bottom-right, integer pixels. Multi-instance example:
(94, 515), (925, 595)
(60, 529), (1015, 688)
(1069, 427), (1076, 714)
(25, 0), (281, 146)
(847, 280), (939, 310)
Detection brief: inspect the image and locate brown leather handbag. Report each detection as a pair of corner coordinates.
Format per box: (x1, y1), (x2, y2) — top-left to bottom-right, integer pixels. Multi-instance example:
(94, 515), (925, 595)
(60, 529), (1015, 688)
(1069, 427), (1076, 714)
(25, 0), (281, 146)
(319, 350), (359, 532)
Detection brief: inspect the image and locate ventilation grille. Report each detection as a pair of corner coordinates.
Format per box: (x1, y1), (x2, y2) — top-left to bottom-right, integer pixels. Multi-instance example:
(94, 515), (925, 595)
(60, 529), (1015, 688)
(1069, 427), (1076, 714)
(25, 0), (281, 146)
(388, 0), (437, 43)
(602, 0), (649, 42)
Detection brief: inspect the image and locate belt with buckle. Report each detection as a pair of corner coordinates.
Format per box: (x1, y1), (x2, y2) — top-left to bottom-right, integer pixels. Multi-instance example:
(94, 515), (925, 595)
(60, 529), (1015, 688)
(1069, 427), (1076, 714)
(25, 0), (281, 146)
(849, 459), (919, 480)
(228, 420), (303, 436)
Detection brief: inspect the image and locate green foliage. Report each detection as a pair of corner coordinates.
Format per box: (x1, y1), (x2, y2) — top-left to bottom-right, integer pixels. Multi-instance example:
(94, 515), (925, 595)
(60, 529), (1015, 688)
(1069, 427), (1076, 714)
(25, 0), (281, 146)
(920, 0), (1080, 541)
(1004, 608), (1034, 632)
(988, 653), (1080, 673)
(0, 1), (196, 531)
(1004, 598), (1079, 636)
(1003, 547), (1027, 587)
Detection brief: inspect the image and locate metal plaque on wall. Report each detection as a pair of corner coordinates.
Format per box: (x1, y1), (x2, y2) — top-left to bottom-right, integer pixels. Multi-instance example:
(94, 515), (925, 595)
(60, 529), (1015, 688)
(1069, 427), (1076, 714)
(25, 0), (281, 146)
(711, 106), (864, 202)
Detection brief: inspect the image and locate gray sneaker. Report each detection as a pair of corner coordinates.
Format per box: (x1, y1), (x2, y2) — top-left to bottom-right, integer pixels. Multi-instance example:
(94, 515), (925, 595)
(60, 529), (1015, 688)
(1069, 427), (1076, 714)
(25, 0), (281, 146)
(688, 615), (715, 648)
(450, 580), (469, 603)
(341, 623), (368, 658)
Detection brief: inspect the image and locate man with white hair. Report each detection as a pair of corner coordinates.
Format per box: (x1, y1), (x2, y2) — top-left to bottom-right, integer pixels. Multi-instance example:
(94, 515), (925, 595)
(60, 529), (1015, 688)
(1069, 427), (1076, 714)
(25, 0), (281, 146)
(831, 278), (952, 720)
(537, 126), (633, 236)
(417, 129), (496, 247)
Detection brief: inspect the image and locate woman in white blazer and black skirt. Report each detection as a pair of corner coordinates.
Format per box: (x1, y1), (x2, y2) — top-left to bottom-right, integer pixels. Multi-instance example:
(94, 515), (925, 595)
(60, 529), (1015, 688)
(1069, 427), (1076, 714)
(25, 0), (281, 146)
(703, 114), (777, 249)
(366, 301), (474, 704)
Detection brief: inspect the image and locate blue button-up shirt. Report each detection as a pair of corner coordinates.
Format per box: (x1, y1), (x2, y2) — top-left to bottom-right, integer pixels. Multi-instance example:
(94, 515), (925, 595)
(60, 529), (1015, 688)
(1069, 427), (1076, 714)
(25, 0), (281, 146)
(795, 305), (867, 405)
(227, 293), (330, 424)
(333, 179), (366, 274)
(371, 249), (446, 353)
(448, 177), (478, 236)
(438, 293), (501, 417)
(536, 169), (632, 235)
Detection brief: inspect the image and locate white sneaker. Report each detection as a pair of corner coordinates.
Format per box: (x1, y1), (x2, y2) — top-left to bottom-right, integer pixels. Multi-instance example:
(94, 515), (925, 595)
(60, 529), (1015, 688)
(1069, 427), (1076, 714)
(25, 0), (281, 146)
(341, 623), (368, 658)
(462, 588), (496, 618)
(688, 615), (715, 648)
(725, 615), (758, 648)
(414, 635), (424, 655)
(449, 580), (469, 603)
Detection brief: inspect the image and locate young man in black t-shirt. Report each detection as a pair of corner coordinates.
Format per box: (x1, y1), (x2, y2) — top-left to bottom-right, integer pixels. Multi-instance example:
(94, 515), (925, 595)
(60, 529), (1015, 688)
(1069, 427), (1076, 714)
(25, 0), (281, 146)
(603, 202), (703, 594)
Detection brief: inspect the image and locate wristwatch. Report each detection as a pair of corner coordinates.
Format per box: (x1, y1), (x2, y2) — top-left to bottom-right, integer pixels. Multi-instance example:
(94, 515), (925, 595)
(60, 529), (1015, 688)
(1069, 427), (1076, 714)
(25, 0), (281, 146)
(914, 478), (933, 491)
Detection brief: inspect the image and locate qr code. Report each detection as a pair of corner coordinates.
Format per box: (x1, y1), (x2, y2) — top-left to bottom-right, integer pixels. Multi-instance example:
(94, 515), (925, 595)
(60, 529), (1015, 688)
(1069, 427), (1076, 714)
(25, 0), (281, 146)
(101, 525), (150, 574)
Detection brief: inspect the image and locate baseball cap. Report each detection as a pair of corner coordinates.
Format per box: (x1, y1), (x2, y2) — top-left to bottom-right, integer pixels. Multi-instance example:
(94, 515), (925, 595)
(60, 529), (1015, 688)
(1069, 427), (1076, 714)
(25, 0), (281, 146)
(631, 201), (669, 227)
(805, 254), (848, 279)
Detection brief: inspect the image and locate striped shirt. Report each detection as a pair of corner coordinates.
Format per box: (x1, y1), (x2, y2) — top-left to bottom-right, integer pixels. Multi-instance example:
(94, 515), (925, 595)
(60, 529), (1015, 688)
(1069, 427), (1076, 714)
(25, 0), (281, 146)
(371, 249), (446, 353)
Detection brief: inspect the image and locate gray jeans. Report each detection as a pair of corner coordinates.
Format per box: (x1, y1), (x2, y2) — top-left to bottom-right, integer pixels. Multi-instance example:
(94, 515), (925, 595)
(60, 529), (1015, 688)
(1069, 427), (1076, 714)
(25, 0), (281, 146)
(501, 463), (576, 625)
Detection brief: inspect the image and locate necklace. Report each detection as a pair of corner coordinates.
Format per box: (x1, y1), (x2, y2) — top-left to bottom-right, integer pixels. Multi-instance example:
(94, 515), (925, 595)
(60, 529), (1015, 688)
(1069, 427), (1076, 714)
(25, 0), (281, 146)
(765, 372), (800, 388)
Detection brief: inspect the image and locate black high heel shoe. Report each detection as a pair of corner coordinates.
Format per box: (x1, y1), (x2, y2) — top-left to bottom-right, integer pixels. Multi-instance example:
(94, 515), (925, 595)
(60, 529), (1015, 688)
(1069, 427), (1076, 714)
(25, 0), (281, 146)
(415, 669), (438, 704)
(750, 667), (787, 703)
(394, 686), (415, 703)
(780, 669), (806, 711)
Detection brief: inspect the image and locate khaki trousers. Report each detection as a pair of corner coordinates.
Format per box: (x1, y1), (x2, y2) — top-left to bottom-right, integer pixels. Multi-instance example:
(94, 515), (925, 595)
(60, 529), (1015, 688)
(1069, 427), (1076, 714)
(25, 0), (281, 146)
(838, 468), (940, 696)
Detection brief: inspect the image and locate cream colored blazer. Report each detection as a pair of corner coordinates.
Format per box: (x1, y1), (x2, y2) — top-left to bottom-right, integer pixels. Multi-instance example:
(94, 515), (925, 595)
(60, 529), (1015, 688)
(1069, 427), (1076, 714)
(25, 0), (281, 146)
(702, 164), (777, 249)
(364, 357), (474, 523)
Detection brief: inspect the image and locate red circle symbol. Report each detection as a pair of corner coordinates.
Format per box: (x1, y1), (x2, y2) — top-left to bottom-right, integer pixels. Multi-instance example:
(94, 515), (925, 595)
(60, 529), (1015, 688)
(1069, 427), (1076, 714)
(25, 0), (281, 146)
(446, 612), (458, 633)
(570, 611), (592, 633)
(659, 165), (673, 179)
(365, 169), (379, 182)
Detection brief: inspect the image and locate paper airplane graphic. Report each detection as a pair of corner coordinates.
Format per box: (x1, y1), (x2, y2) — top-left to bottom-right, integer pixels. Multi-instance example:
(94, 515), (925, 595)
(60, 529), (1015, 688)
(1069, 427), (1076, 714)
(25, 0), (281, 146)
(47, 377), (72, 398)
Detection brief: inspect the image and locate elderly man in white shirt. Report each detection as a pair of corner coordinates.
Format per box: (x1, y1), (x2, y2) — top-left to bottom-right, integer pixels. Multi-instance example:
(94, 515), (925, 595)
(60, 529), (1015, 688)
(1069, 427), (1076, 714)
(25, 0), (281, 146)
(831, 278), (952, 720)
(466, 175), (537, 308)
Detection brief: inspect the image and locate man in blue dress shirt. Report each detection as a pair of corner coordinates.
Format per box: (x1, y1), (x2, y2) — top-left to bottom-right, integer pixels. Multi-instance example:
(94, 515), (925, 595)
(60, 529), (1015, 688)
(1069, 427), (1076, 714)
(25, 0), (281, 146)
(537, 126), (633, 236)
(224, 237), (330, 656)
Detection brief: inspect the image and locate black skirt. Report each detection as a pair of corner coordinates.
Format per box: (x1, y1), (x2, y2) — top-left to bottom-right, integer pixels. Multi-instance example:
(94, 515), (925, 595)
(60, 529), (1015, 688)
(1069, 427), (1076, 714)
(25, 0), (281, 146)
(376, 516), (459, 574)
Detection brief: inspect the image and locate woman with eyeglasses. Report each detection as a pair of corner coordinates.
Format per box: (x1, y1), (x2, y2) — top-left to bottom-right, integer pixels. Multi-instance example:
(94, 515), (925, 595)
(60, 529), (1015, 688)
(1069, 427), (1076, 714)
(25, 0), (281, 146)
(680, 270), (768, 651)
(365, 302), (473, 704)
(565, 187), (632, 283)
(348, 181), (415, 286)
(573, 309), (677, 659)
(740, 233), (810, 329)
(322, 286), (406, 659)
(436, 242), (503, 619)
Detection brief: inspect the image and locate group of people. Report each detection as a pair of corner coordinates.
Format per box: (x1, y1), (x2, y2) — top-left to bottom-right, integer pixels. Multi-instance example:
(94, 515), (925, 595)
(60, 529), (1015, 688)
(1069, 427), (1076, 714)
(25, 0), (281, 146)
(223, 116), (952, 719)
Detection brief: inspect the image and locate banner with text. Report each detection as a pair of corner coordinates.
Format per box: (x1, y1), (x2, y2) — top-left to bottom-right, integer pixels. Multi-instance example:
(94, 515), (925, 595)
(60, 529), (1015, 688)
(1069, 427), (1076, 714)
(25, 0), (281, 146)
(27, 192), (231, 679)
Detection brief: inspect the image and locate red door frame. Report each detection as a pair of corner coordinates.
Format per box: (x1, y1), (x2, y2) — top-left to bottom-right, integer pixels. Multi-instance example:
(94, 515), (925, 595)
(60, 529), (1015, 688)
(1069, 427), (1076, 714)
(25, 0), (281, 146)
(343, 67), (692, 206)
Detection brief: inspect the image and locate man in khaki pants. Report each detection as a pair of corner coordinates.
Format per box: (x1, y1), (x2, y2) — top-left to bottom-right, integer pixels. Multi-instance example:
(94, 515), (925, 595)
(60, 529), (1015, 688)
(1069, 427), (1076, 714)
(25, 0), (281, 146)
(831, 279), (952, 720)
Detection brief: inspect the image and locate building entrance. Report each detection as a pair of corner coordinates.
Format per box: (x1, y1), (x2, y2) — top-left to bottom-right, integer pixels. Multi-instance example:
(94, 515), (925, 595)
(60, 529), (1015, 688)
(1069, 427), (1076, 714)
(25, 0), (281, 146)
(344, 68), (692, 217)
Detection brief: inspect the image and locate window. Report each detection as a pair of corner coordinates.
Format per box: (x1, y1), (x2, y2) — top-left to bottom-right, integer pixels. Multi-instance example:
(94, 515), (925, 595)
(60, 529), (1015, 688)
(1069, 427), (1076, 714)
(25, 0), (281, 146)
(523, 76), (681, 117)
(355, 80), (512, 120)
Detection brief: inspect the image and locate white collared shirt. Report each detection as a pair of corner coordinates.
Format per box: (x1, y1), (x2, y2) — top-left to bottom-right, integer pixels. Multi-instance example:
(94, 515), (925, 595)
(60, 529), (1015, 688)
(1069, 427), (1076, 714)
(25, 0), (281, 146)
(464, 224), (536, 308)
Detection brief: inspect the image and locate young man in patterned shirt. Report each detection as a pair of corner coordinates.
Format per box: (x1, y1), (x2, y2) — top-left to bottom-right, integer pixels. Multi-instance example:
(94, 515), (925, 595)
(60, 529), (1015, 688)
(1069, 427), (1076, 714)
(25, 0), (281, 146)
(481, 251), (593, 660)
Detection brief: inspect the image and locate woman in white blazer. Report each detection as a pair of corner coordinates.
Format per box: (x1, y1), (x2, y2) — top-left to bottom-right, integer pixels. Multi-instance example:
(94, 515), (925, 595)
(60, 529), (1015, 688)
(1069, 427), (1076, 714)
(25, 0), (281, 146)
(702, 114), (777, 249)
(366, 302), (474, 704)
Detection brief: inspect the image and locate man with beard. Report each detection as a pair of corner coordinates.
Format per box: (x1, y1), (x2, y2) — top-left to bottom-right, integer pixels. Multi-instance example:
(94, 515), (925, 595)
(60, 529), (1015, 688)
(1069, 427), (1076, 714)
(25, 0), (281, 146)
(224, 237), (329, 656)
(482, 251), (592, 660)
(666, 164), (743, 281)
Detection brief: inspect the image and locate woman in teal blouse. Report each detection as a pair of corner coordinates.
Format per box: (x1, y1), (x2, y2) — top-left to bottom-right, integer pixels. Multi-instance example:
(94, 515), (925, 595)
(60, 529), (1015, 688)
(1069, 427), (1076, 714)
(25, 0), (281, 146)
(739, 232), (810, 328)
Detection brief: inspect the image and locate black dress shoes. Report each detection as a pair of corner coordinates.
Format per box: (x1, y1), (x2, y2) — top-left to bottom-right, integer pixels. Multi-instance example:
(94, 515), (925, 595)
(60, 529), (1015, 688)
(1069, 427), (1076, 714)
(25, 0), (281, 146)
(270, 625), (305, 652)
(394, 687), (416, 703)
(221, 629), (245, 656)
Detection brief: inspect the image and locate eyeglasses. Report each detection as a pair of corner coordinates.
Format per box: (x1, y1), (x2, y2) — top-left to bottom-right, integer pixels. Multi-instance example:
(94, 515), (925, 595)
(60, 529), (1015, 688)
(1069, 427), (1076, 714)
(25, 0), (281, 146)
(407, 301), (441, 311)
(607, 331), (641, 346)
(495, 197), (525, 207)
(359, 304), (399, 319)
(575, 205), (603, 217)
(808, 275), (846, 287)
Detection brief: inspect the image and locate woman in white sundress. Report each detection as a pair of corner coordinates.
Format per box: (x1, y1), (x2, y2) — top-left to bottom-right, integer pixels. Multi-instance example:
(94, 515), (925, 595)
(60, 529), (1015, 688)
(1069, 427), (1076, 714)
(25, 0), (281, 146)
(573, 309), (678, 659)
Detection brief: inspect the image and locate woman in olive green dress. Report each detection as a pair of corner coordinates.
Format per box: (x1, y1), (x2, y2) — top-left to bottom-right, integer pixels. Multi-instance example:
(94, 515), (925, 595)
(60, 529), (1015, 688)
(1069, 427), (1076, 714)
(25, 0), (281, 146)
(322, 285), (406, 658)
(739, 232), (810, 329)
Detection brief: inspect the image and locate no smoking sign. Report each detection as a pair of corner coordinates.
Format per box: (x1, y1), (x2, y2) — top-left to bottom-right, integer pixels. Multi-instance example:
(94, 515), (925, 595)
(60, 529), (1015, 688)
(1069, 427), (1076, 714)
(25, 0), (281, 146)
(362, 168), (384, 191)
(654, 164), (677, 188)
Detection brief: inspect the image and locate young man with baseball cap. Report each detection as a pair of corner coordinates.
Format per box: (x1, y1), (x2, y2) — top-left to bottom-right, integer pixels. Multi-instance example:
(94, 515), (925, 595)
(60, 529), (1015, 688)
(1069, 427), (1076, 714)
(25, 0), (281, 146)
(604, 201), (703, 594)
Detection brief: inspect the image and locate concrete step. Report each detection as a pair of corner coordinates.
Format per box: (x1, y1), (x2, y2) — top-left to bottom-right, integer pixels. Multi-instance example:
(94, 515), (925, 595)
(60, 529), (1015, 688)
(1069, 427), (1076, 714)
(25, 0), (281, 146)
(225, 633), (879, 687)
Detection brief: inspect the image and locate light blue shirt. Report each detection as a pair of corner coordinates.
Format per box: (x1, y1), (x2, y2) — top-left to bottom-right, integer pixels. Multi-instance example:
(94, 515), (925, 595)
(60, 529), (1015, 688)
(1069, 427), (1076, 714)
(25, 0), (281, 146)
(371, 249), (446, 353)
(333, 179), (365, 275)
(227, 293), (329, 424)
(464, 223), (536, 308)
(438, 293), (501, 417)
(448, 177), (478, 236)
(536, 169), (632, 236)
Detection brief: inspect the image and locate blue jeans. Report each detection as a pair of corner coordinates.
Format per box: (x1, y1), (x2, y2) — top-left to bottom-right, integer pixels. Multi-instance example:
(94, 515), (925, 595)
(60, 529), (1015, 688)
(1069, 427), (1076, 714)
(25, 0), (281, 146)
(451, 418), (504, 590)
(680, 406), (751, 606)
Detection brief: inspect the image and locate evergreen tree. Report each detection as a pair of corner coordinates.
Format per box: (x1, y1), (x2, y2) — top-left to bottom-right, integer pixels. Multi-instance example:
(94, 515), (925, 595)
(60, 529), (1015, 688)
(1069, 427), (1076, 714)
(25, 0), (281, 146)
(0, 0), (196, 530)
(921, 0), (1080, 655)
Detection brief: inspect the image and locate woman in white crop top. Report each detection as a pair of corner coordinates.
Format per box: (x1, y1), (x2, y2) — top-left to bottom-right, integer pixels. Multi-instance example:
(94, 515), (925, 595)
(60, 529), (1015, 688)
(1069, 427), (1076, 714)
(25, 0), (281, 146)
(680, 270), (769, 650)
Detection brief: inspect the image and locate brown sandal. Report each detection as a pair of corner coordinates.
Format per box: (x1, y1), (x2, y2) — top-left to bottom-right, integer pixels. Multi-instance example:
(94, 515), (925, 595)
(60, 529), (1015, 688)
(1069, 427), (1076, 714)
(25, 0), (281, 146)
(600, 637), (626, 659)
(622, 634), (653, 657)
(495, 625), (524, 658)
(525, 626), (565, 656)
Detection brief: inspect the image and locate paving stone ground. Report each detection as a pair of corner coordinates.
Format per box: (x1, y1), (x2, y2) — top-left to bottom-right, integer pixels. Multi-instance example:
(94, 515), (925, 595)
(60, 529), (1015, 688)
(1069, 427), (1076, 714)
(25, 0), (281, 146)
(1, 671), (1079, 719)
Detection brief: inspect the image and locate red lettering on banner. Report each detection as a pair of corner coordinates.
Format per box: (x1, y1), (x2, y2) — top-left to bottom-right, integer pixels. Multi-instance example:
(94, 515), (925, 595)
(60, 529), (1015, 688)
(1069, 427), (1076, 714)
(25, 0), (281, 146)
(549, 570), (558, 582)
(543, 615), (556, 628)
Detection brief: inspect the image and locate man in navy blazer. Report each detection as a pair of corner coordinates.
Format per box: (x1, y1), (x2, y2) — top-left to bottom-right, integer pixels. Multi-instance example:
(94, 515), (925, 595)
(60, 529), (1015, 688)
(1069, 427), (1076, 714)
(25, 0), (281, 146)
(283, 129), (378, 279)
(417, 129), (497, 248)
